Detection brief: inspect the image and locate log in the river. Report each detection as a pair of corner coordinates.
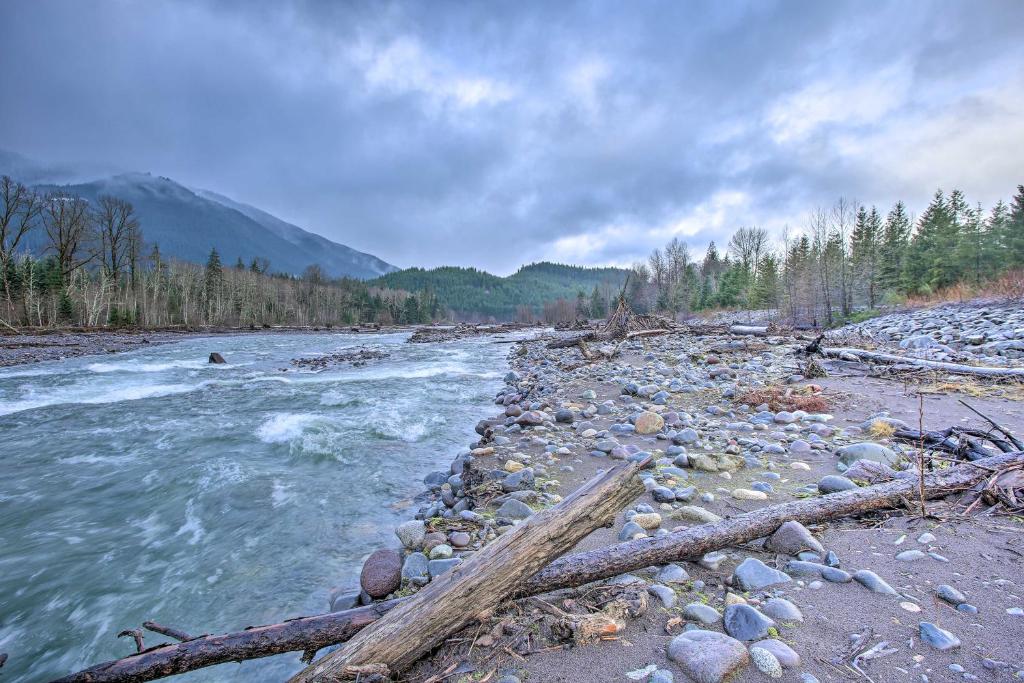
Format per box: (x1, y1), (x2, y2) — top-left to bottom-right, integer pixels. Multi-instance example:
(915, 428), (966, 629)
(288, 456), (650, 682)
(53, 452), (1022, 683)
(820, 347), (1024, 379)
(729, 325), (768, 336)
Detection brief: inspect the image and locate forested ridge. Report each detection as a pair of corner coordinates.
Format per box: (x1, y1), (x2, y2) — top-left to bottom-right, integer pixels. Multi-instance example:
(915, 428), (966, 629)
(372, 262), (628, 321)
(0, 176), (436, 329)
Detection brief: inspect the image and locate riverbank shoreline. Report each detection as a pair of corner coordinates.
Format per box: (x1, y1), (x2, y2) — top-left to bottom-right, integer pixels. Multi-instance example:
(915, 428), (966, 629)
(338, 302), (1024, 683)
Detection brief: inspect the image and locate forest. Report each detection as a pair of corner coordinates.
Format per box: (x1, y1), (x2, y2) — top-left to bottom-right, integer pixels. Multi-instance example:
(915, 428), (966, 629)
(615, 186), (1024, 327)
(0, 176), (438, 329)
(2, 175), (1021, 330)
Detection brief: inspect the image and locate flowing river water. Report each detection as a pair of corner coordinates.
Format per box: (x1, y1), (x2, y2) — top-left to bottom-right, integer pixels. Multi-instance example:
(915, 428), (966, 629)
(0, 332), (508, 681)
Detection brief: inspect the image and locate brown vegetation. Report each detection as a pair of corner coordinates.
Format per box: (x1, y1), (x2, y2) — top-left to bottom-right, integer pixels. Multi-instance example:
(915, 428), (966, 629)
(735, 384), (830, 413)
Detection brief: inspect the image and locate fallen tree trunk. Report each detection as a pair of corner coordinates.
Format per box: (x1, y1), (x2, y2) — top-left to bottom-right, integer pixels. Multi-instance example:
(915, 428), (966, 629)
(287, 456), (650, 682)
(53, 453), (1021, 683)
(820, 347), (1024, 379)
(522, 451), (1024, 593)
(729, 325), (768, 336)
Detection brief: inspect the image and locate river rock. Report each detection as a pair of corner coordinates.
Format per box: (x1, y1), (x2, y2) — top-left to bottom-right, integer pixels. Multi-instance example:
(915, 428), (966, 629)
(635, 411), (666, 434)
(360, 548), (402, 598)
(395, 520), (426, 550)
(818, 475), (858, 493)
(401, 552), (429, 585)
(749, 647), (783, 679)
(667, 630), (749, 683)
(733, 557), (792, 591)
(920, 622), (961, 650)
(683, 602), (723, 625)
(765, 521), (824, 557)
(837, 442), (900, 467)
(648, 584), (677, 608)
(208, 352), (226, 364)
(515, 410), (545, 426)
(761, 598), (803, 623)
(752, 639), (801, 668)
(497, 498), (533, 519)
(724, 603), (776, 641)
(657, 564), (689, 584)
(633, 512), (663, 530)
(937, 584), (967, 605)
(853, 570), (898, 596)
(427, 557), (462, 578)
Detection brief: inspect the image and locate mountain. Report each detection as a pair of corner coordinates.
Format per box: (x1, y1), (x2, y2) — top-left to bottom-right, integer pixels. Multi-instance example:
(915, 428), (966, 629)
(1, 151), (397, 279)
(373, 262), (629, 320)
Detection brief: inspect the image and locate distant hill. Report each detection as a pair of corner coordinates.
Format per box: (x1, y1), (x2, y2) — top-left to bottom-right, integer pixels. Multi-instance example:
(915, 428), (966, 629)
(373, 262), (629, 320)
(1, 151), (397, 279)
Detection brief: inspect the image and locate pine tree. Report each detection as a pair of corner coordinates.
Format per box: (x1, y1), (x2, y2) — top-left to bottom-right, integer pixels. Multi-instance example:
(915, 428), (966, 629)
(879, 201), (911, 294)
(954, 202), (986, 284)
(1005, 185), (1024, 269)
(904, 190), (961, 293)
(204, 248), (223, 321)
(850, 205), (883, 307)
(752, 253), (780, 310)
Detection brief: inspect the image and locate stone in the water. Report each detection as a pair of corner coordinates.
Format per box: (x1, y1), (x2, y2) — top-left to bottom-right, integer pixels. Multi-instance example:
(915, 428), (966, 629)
(853, 570), (898, 596)
(753, 640), (800, 669)
(749, 647), (783, 679)
(919, 622), (960, 650)
(765, 521), (825, 557)
(360, 548), (402, 598)
(761, 598), (803, 623)
(937, 584), (967, 605)
(667, 630), (749, 683)
(496, 499), (533, 519)
(395, 519), (426, 550)
(635, 411), (666, 434)
(724, 604), (776, 641)
(733, 557), (792, 591)
(818, 475), (858, 494)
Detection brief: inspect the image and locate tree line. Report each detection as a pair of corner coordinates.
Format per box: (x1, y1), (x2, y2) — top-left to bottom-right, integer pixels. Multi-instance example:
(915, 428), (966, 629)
(622, 185), (1024, 326)
(0, 176), (437, 329)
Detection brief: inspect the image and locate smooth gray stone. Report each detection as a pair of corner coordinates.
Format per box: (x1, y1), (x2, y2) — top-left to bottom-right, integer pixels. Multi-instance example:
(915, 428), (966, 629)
(427, 557), (463, 578)
(619, 520), (647, 541)
(724, 604), (776, 641)
(765, 521), (825, 557)
(657, 563), (690, 584)
(648, 583), (678, 608)
(752, 638), (801, 668)
(683, 602), (723, 625)
(818, 475), (858, 494)
(496, 498), (533, 519)
(853, 570), (898, 596)
(761, 598), (803, 623)
(733, 557), (792, 591)
(401, 552), (429, 585)
(920, 622), (961, 650)
(667, 630), (750, 683)
(937, 584), (967, 605)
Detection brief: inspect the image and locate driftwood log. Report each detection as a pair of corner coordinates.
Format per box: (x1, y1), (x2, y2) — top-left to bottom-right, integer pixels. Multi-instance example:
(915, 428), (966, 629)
(52, 452), (1023, 683)
(819, 347), (1024, 379)
(287, 456), (650, 681)
(729, 325), (768, 336)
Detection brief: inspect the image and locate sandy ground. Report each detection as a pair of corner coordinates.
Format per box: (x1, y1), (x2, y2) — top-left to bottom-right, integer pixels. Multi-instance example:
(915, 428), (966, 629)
(407, 351), (1024, 683)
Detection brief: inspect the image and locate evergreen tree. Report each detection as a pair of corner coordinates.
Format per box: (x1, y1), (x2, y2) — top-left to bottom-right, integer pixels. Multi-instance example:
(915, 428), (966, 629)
(954, 202), (986, 284)
(589, 285), (606, 318)
(879, 201), (911, 294)
(752, 253), (780, 309)
(904, 190), (961, 293)
(850, 205), (883, 307)
(1006, 185), (1024, 269)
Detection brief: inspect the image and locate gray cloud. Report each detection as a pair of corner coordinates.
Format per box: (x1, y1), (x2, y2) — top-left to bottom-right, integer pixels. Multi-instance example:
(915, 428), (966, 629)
(2, 0), (1022, 273)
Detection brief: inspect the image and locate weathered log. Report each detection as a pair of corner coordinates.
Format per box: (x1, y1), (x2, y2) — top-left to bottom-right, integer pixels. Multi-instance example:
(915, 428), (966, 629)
(288, 457), (650, 682)
(521, 452), (1024, 594)
(53, 453), (1021, 683)
(546, 332), (596, 349)
(729, 324), (768, 336)
(819, 347), (1024, 379)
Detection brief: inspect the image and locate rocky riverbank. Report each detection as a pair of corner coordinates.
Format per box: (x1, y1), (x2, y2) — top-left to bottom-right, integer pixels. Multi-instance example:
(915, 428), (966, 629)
(339, 302), (1024, 683)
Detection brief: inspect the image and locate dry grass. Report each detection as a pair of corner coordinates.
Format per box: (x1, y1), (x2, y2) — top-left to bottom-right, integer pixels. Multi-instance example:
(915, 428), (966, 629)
(903, 270), (1024, 308)
(735, 384), (830, 413)
(916, 378), (1024, 402)
(867, 420), (896, 438)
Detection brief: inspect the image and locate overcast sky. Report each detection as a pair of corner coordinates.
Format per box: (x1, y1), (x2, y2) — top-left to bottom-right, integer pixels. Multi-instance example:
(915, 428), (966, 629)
(2, 1), (1022, 274)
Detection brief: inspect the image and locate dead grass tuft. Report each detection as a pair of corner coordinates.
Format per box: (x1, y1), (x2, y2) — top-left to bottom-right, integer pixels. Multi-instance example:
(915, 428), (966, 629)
(868, 420), (896, 438)
(736, 385), (829, 413)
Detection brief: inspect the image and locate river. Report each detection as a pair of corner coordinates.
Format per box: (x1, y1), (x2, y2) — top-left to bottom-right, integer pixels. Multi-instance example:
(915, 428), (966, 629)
(0, 332), (507, 681)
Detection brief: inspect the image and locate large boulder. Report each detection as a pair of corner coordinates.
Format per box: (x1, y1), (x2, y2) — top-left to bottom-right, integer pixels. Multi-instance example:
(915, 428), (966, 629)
(360, 549), (402, 598)
(837, 442), (900, 467)
(208, 352), (226, 364)
(667, 629), (749, 683)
